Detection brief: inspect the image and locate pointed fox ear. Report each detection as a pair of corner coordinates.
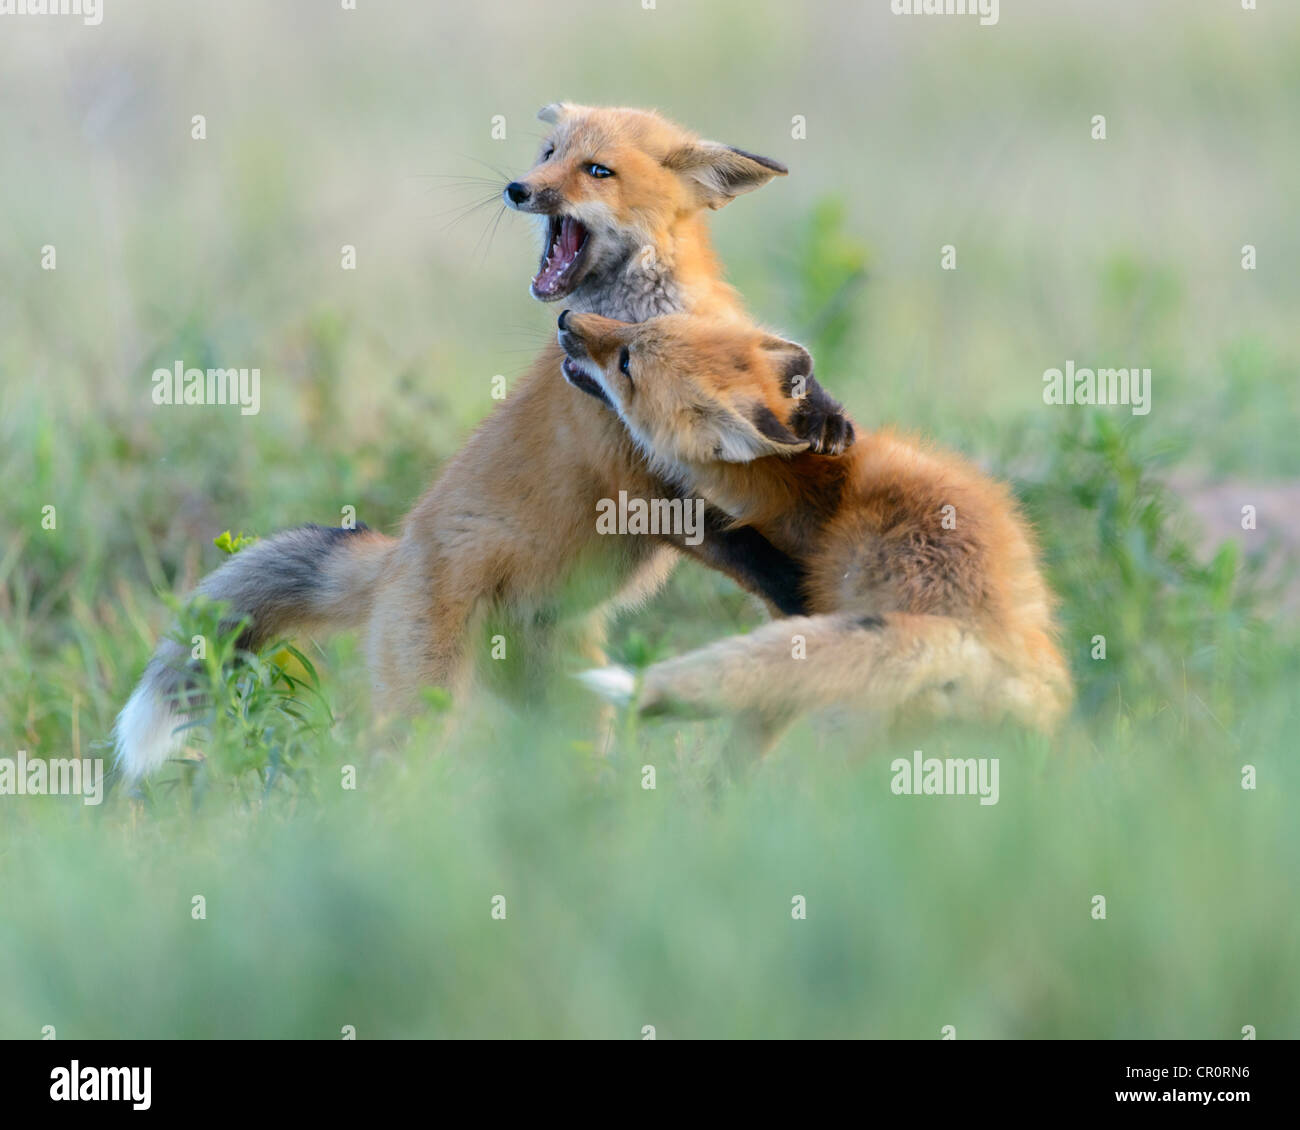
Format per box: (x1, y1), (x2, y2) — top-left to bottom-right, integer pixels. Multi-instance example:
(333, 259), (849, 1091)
(664, 142), (788, 209)
(711, 401), (809, 463)
(761, 336), (856, 456)
(537, 102), (574, 125)
(762, 337), (815, 390)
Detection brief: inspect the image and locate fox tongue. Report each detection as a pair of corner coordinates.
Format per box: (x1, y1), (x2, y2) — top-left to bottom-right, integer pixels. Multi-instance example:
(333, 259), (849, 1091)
(534, 217), (586, 295)
(558, 216), (580, 257)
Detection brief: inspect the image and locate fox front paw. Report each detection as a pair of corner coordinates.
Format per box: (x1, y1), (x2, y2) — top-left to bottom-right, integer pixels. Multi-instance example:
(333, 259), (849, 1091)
(790, 375), (855, 456)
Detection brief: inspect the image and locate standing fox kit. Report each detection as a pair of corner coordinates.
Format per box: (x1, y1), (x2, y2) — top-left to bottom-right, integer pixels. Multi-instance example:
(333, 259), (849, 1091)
(559, 311), (1073, 759)
(115, 104), (813, 780)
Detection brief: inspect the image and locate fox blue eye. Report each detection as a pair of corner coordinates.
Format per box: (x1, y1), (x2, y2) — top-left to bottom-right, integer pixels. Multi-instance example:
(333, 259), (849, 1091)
(586, 163), (614, 178)
(619, 347), (631, 376)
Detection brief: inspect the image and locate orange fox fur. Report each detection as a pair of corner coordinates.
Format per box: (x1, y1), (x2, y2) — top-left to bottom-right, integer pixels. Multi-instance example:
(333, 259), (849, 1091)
(115, 104), (804, 780)
(559, 311), (1074, 764)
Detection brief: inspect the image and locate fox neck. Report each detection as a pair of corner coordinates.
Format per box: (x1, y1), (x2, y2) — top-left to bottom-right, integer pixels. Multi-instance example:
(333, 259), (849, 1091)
(569, 213), (738, 323)
(686, 453), (853, 559)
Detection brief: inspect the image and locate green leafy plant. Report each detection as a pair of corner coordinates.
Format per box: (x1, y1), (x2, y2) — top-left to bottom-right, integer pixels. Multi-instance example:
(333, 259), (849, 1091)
(1019, 410), (1276, 735)
(213, 530), (259, 555)
(792, 197), (870, 377)
(147, 594), (336, 804)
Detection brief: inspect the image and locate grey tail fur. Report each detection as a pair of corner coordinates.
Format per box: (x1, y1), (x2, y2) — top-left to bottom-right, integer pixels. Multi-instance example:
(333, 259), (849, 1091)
(113, 524), (394, 781)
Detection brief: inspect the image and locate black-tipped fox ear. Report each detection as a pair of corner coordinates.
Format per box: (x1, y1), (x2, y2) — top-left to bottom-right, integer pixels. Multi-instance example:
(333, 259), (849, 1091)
(761, 336), (856, 456)
(537, 103), (573, 124)
(664, 141), (788, 210)
(711, 401), (809, 463)
(762, 337), (814, 391)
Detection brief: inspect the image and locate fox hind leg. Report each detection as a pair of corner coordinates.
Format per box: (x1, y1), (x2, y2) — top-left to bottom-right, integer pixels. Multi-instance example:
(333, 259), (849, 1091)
(626, 612), (1056, 732)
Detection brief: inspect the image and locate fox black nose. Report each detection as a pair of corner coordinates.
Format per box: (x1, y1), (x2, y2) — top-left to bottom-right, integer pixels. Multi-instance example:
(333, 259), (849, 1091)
(557, 309), (571, 331)
(505, 181), (531, 205)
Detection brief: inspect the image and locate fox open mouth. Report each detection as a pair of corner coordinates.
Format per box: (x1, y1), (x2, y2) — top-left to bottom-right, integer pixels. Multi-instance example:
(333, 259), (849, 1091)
(532, 215), (590, 300)
(560, 354), (611, 405)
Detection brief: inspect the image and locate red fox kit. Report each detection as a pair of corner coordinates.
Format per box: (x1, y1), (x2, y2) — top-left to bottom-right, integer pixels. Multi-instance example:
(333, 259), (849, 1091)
(557, 310), (1073, 761)
(115, 105), (814, 781)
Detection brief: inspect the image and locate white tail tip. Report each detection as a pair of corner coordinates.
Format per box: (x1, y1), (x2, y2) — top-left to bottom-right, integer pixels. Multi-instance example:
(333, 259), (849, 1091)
(113, 681), (185, 783)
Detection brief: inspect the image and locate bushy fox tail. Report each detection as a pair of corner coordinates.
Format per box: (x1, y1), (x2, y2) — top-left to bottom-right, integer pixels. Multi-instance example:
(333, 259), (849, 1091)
(114, 524), (395, 782)
(581, 611), (1071, 751)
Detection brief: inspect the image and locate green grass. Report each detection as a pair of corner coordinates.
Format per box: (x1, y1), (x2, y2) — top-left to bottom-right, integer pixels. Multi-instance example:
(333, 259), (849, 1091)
(1, 0), (1298, 1039)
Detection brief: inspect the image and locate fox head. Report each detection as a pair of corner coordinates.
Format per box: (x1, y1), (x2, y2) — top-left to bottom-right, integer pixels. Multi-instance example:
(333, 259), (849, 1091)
(556, 310), (854, 475)
(503, 103), (787, 308)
